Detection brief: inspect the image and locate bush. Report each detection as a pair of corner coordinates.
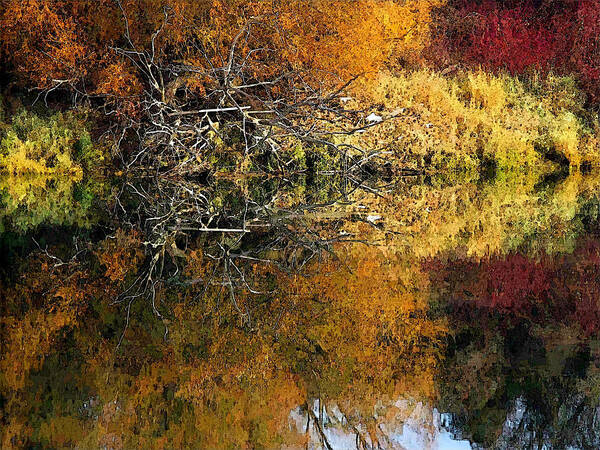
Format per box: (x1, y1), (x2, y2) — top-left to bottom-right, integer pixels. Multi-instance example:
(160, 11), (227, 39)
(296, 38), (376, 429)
(428, 0), (600, 101)
(0, 109), (104, 231)
(356, 70), (598, 172)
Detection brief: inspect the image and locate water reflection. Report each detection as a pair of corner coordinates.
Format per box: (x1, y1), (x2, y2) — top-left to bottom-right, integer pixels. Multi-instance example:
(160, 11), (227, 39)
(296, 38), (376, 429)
(4, 169), (600, 448)
(288, 399), (471, 449)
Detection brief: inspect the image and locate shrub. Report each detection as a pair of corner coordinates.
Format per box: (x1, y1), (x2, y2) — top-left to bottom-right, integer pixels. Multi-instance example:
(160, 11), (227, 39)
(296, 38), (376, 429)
(356, 70), (597, 172)
(0, 110), (104, 231)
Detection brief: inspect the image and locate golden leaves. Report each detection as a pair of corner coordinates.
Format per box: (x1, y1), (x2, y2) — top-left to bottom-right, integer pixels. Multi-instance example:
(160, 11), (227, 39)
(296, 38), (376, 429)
(356, 70), (598, 171)
(96, 230), (145, 282)
(280, 0), (444, 82)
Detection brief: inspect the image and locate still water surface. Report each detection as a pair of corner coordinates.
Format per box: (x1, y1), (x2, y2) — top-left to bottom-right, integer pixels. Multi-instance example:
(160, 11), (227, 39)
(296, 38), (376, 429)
(285, 169), (600, 449)
(4, 169), (600, 449)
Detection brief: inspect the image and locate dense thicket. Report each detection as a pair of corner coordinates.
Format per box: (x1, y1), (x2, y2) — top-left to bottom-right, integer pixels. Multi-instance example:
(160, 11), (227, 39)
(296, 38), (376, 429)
(2, 1), (600, 448)
(428, 0), (600, 100)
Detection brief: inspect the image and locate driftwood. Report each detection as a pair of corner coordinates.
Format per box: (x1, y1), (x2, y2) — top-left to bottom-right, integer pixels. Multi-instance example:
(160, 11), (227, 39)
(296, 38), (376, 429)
(103, 4), (388, 337)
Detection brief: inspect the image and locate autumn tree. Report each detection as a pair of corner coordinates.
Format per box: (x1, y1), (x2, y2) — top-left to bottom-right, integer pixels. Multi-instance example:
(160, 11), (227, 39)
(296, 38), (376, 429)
(0, 0), (444, 95)
(427, 0), (600, 101)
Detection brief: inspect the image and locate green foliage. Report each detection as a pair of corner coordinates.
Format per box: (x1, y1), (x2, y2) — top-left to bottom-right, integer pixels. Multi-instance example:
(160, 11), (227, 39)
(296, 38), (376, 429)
(0, 108), (105, 232)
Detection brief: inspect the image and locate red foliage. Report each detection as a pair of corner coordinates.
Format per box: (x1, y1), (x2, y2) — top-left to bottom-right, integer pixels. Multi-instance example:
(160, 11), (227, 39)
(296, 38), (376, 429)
(565, 240), (600, 335)
(425, 239), (600, 336)
(429, 0), (600, 100)
(572, 0), (600, 99)
(463, 3), (569, 74)
(479, 254), (552, 312)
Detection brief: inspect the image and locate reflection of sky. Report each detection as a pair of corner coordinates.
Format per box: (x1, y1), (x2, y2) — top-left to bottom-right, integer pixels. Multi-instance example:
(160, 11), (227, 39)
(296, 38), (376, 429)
(289, 399), (472, 449)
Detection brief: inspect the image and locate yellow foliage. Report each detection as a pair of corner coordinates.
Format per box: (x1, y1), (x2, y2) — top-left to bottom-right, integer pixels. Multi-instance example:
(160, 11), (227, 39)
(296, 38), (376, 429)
(0, 173), (91, 231)
(339, 169), (600, 259)
(1, 128), (81, 177)
(281, 0), (444, 81)
(353, 70), (598, 171)
(0, 110), (103, 231)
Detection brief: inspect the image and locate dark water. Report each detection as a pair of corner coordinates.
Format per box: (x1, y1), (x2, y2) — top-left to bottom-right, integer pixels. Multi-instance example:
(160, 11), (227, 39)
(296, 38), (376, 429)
(4, 169), (600, 449)
(280, 170), (600, 449)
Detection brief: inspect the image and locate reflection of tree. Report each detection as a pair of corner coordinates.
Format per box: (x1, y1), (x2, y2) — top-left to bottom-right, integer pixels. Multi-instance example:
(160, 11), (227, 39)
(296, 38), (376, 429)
(0, 240), (448, 447)
(7, 173), (600, 447)
(340, 170), (600, 259)
(101, 5), (407, 337)
(429, 238), (600, 448)
(0, 109), (104, 232)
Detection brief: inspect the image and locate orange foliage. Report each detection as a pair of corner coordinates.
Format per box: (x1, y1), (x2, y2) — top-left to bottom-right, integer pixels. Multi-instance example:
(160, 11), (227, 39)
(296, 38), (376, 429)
(96, 229), (145, 282)
(1, 0), (442, 96)
(0, 257), (95, 391)
(95, 60), (143, 98)
(278, 244), (447, 404)
(0, 0), (92, 88)
(281, 0), (444, 81)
